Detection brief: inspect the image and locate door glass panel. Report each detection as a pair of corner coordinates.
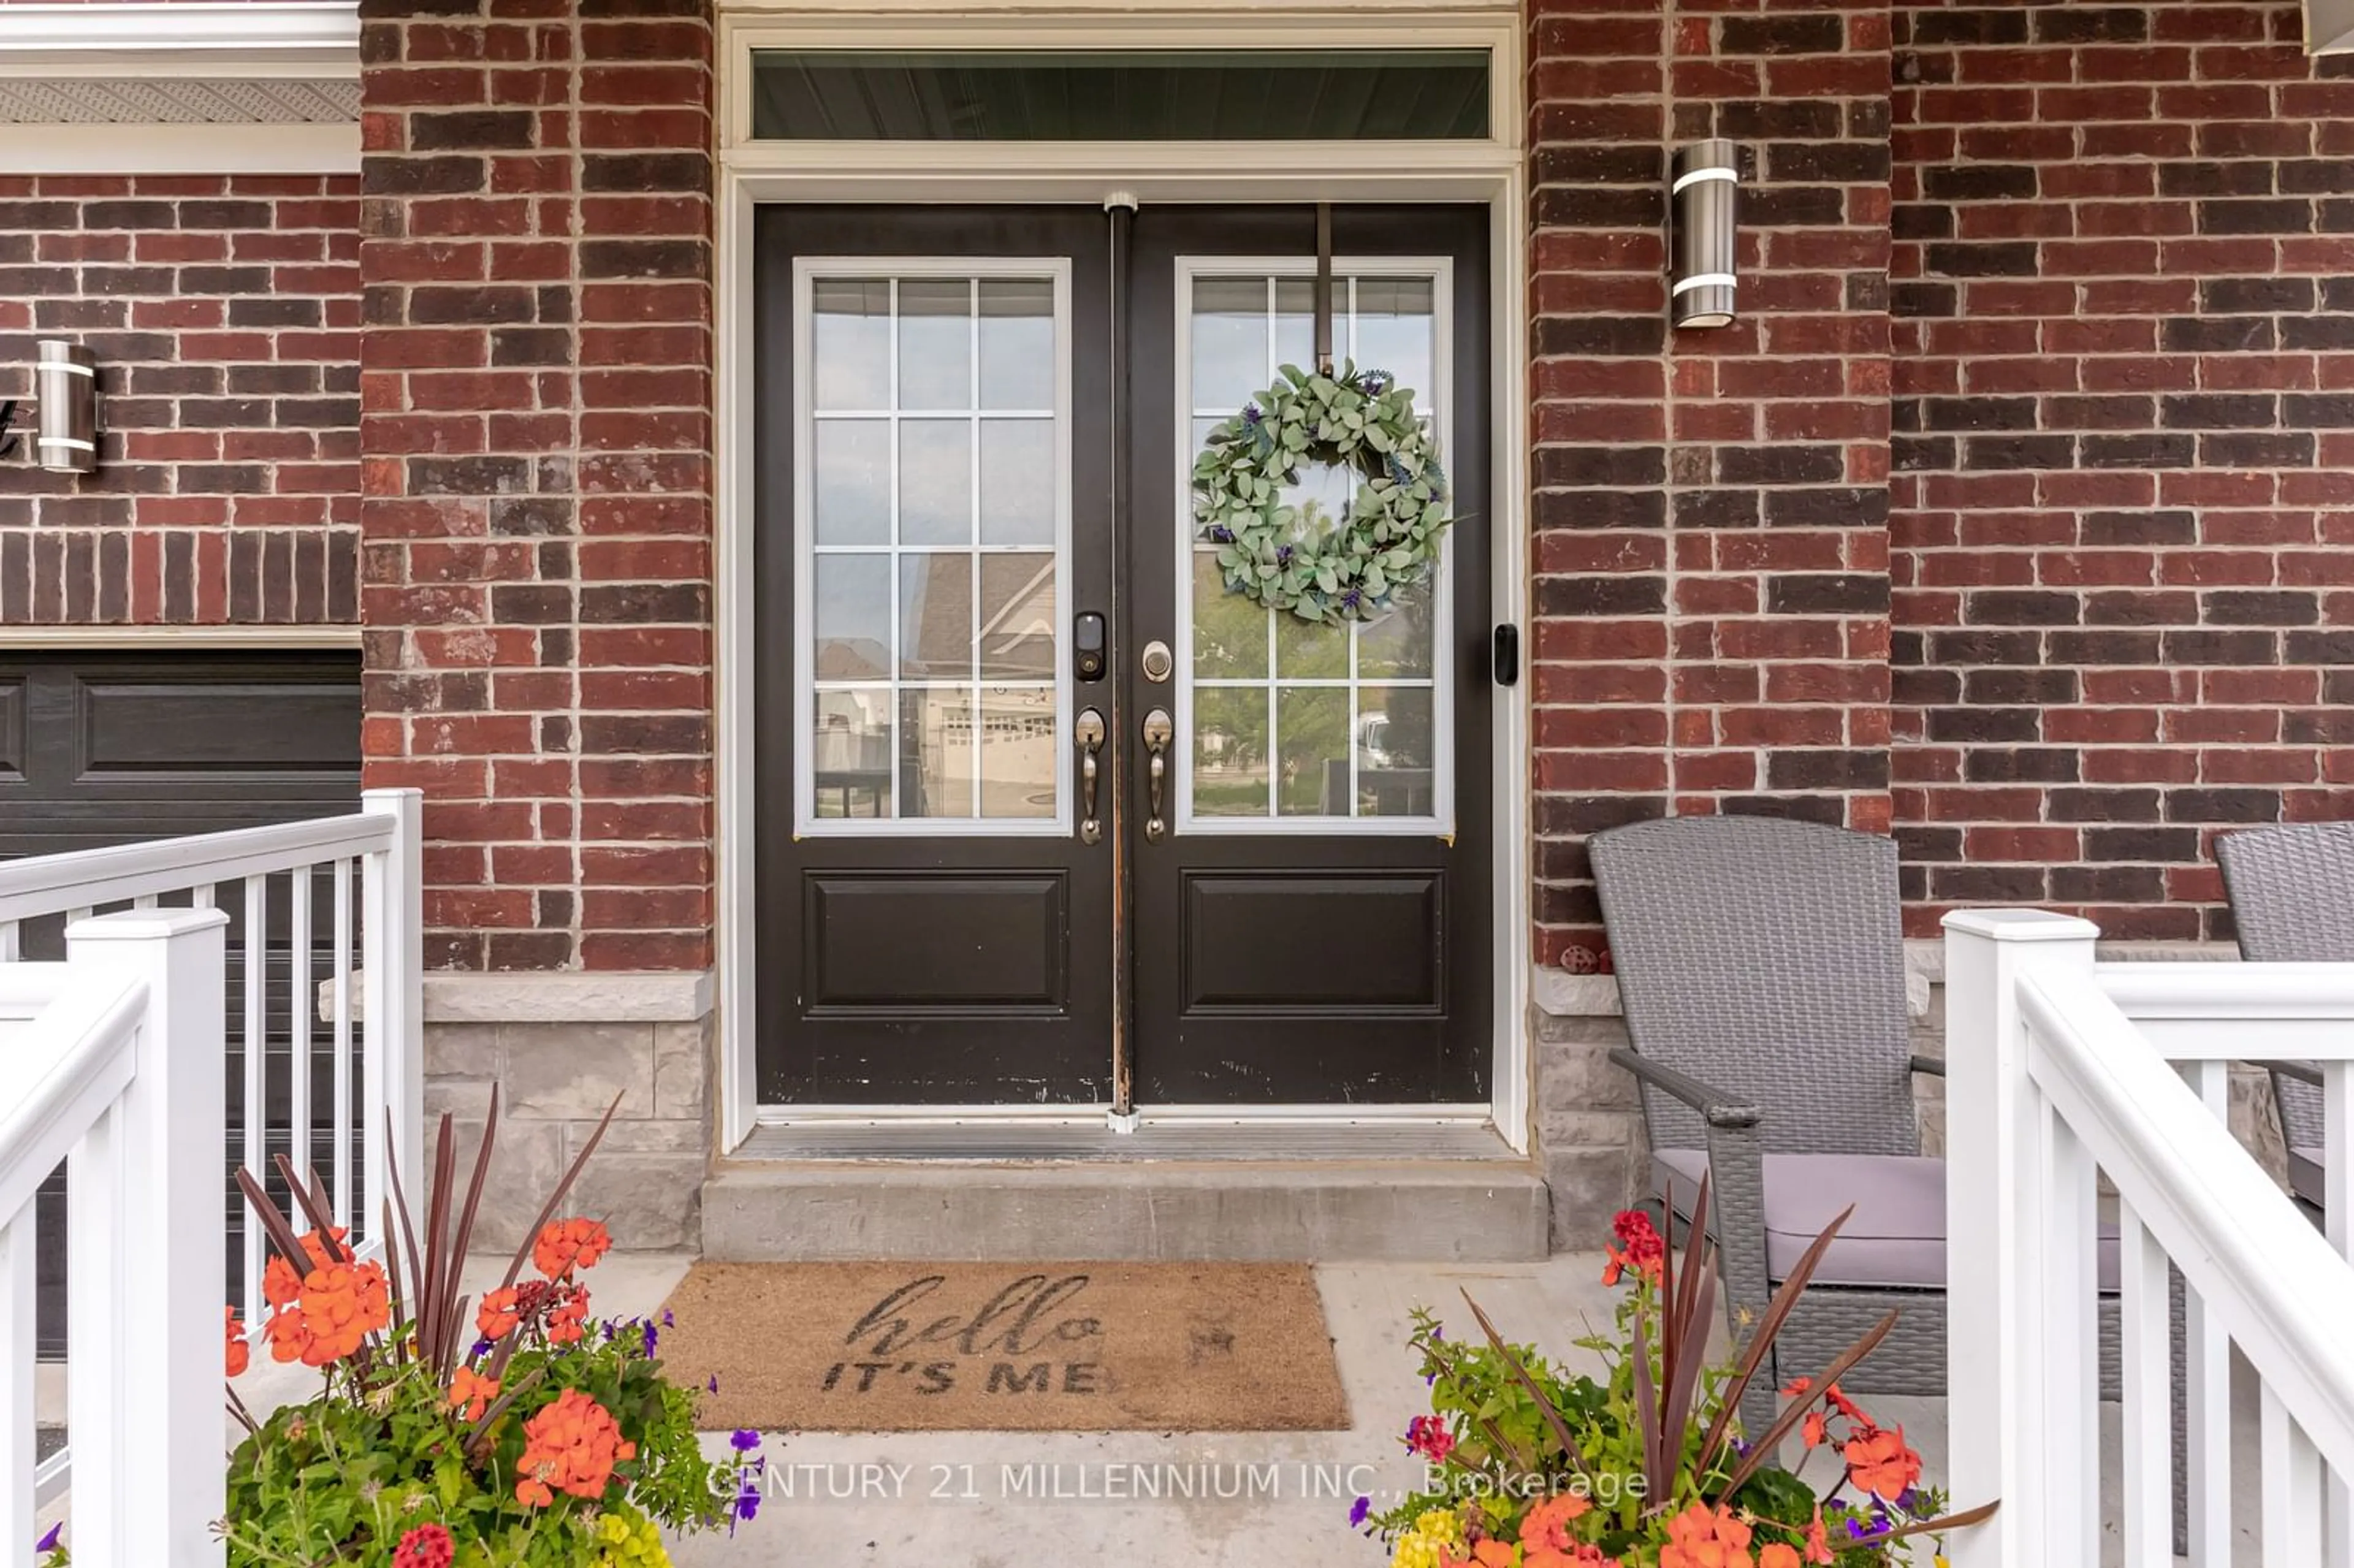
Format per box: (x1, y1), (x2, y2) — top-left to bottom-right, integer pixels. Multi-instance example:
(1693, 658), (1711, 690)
(979, 281), (1055, 410)
(978, 420), (1054, 546)
(1191, 687), (1269, 818)
(897, 418), (972, 545)
(1178, 268), (1448, 829)
(810, 280), (891, 409)
(899, 688), (976, 818)
(899, 554), (972, 679)
(801, 267), (1069, 834)
(978, 554), (1056, 679)
(810, 690), (893, 818)
(812, 420), (889, 546)
(977, 687), (1057, 818)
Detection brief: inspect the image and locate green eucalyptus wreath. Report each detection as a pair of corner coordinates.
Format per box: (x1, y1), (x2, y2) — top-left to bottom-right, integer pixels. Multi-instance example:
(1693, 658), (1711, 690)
(1191, 359), (1451, 624)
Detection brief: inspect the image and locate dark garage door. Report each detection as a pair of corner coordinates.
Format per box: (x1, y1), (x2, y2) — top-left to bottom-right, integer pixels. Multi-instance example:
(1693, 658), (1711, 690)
(0, 650), (363, 1357)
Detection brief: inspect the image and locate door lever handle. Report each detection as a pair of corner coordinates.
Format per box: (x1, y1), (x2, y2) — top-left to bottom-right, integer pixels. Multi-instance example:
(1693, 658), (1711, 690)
(1142, 707), (1173, 842)
(1075, 708), (1106, 844)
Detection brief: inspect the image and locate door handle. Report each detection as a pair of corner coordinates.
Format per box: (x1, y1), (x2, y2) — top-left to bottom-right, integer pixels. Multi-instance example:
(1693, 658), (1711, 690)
(1075, 707), (1106, 844)
(1142, 707), (1173, 842)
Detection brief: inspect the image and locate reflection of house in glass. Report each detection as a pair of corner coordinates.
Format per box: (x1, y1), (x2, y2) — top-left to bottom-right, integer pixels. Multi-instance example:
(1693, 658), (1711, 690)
(897, 551), (1059, 819)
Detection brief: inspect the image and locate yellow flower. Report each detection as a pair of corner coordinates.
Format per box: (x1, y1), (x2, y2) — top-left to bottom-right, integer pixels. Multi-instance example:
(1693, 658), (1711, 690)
(1393, 1509), (1466, 1568)
(595, 1504), (672, 1568)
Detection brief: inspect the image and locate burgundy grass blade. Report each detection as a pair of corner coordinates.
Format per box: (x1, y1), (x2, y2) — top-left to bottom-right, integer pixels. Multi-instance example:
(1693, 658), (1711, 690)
(498, 1092), (623, 1292)
(1714, 1309), (1899, 1498)
(1694, 1203), (1857, 1475)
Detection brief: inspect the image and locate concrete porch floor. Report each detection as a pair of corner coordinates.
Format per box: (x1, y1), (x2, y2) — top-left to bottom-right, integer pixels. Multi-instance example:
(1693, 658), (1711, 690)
(228, 1252), (2277, 1567)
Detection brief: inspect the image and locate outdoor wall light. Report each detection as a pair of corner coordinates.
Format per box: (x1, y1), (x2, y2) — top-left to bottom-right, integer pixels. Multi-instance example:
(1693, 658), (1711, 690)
(1670, 140), (1742, 330)
(35, 339), (98, 474)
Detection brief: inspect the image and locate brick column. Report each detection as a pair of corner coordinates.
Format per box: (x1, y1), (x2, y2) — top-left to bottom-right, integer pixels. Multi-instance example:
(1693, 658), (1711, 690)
(357, 0), (714, 974)
(1529, 0), (1896, 969)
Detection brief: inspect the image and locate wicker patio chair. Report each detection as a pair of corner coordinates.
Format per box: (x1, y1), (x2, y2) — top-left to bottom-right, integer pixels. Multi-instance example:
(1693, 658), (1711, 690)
(1588, 814), (1943, 1437)
(2217, 820), (2354, 1219)
(1588, 813), (2160, 1464)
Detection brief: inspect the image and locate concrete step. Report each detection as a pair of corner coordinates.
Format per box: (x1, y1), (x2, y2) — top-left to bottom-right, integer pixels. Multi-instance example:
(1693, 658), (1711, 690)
(701, 1159), (1552, 1263)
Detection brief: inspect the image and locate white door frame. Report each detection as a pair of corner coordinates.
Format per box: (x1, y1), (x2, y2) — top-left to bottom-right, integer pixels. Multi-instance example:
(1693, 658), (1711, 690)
(711, 3), (1532, 1154)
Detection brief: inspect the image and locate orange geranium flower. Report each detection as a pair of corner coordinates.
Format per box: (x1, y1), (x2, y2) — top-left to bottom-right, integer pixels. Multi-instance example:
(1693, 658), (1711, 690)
(262, 1250), (390, 1369)
(1525, 1550), (1618, 1568)
(1759, 1547), (1800, 1568)
(1443, 1543), (1520, 1568)
(1803, 1509), (1835, 1566)
(1519, 1492), (1593, 1552)
(224, 1306), (249, 1378)
(1659, 1502), (1754, 1568)
(533, 1217), (611, 1280)
(513, 1388), (636, 1508)
(546, 1287), (590, 1346)
(1845, 1425), (1921, 1501)
(477, 1287), (522, 1340)
(449, 1364), (499, 1421)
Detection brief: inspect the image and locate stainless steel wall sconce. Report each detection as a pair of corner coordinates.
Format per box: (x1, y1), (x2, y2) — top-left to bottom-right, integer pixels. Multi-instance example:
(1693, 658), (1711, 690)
(35, 340), (98, 474)
(1670, 140), (1742, 330)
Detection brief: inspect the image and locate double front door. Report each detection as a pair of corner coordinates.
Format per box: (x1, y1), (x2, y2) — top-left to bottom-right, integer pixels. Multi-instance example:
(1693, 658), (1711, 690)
(754, 204), (1492, 1109)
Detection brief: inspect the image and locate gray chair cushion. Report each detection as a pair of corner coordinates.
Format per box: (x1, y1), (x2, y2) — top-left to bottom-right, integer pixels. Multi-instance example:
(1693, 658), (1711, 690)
(2290, 1145), (2325, 1209)
(1654, 1149), (2120, 1292)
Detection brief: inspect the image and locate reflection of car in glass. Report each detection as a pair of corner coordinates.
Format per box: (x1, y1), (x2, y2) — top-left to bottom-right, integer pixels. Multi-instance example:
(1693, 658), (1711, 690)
(1358, 710), (1396, 769)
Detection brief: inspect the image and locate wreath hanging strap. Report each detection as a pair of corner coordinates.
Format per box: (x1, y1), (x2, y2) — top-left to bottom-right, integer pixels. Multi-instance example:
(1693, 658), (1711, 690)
(1190, 359), (1452, 625)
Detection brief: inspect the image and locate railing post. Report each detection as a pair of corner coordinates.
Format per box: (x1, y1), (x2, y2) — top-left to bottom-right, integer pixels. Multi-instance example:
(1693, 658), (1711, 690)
(66, 907), (230, 1568)
(1941, 908), (2100, 1568)
(360, 786), (424, 1246)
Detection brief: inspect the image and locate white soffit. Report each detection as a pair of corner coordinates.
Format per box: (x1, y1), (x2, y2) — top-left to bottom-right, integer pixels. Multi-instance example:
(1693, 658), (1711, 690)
(0, 4), (359, 170)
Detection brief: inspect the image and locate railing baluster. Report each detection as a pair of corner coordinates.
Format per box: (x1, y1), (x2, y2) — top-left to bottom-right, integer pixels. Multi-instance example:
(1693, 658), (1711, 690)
(0, 923), (17, 963)
(332, 856), (354, 1230)
(0, 1211), (34, 1562)
(65, 1104), (125, 1566)
(2043, 1102), (2101, 1567)
(2264, 1383), (2328, 1568)
(2180, 1056), (2236, 1567)
(2119, 1198), (2174, 1566)
(191, 883), (215, 911)
(290, 864), (313, 1212)
(242, 872), (267, 1321)
(2326, 1062), (2353, 1568)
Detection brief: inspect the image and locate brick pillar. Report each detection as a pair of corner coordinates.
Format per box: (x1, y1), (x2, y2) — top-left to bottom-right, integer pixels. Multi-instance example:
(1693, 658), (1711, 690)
(357, 0), (714, 973)
(1529, 0), (1895, 968)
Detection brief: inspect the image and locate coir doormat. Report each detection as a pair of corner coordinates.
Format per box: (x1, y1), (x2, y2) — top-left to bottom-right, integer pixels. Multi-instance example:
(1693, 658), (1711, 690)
(653, 1262), (1350, 1433)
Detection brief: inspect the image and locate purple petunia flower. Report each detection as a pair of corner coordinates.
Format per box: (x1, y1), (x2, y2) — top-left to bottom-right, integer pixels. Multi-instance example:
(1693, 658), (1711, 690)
(1349, 1496), (1371, 1528)
(731, 1428), (762, 1452)
(641, 1319), (660, 1358)
(662, 1309), (676, 1328)
(36, 1525), (60, 1554)
(471, 1338), (493, 1359)
(707, 1374), (721, 1395)
(729, 1474), (763, 1532)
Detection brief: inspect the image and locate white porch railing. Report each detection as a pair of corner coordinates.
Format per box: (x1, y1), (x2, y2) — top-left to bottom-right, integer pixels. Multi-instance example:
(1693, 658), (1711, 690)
(0, 907), (230, 1566)
(0, 788), (423, 1527)
(1948, 909), (2354, 1568)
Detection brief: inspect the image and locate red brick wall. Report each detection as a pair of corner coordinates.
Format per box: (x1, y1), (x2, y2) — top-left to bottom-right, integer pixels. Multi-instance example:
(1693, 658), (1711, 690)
(1529, 0), (1896, 969)
(1891, 0), (2354, 942)
(0, 175), (360, 623)
(357, 0), (715, 973)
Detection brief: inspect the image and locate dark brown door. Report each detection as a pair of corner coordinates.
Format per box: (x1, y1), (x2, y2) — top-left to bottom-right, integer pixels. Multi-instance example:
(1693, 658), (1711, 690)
(755, 204), (1491, 1108)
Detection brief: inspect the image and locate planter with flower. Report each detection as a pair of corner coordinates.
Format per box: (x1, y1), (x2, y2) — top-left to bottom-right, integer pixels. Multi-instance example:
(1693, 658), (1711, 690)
(1363, 1181), (1995, 1568)
(219, 1092), (765, 1566)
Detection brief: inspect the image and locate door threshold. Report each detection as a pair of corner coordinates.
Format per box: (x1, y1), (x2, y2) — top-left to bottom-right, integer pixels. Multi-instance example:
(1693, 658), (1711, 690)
(731, 1115), (1520, 1164)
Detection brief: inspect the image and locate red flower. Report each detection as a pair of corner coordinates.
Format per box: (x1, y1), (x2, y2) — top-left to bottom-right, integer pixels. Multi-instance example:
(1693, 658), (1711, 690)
(392, 1523), (454, 1568)
(546, 1285), (590, 1346)
(1406, 1414), (1455, 1463)
(1602, 1209), (1666, 1287)
(224, 1306), (249, 1378)
(533, 1217), (611, 1281)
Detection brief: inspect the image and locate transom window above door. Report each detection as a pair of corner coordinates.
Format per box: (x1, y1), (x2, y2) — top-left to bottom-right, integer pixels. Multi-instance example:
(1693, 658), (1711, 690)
(1176, 261), (1454, 835)
(792, 262), (1073, 835)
